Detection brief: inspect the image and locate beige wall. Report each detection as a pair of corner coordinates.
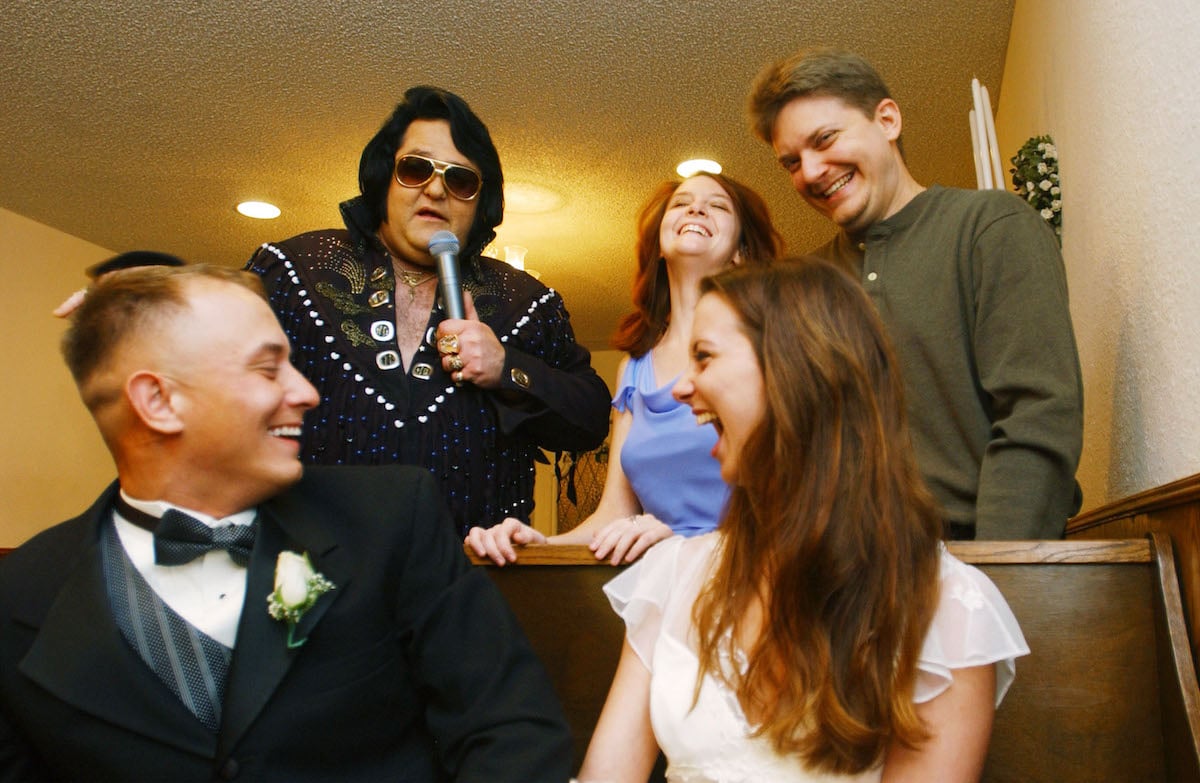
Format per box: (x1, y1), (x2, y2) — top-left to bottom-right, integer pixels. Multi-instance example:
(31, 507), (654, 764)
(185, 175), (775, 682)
(588, 350), (625, 398)
(995, 0), (1200, 511)
(2, 208), (115, 546)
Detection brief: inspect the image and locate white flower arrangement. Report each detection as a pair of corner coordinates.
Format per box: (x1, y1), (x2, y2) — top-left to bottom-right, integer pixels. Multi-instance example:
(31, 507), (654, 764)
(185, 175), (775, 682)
(267, 551), (335, 649)
(1010, 135), (1062, 245)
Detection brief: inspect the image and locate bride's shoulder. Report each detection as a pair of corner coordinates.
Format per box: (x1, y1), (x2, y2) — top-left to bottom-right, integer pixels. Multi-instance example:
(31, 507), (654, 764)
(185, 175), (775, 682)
(676, 532), (721, 569)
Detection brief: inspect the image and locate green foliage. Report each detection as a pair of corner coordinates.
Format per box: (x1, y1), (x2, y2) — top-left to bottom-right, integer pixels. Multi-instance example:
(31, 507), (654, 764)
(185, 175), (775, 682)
(1010, 135), (1062, 245)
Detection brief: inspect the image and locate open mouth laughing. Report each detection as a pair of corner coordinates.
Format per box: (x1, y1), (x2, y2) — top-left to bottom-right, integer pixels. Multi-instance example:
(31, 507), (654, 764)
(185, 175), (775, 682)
(819, 171), (853, 199)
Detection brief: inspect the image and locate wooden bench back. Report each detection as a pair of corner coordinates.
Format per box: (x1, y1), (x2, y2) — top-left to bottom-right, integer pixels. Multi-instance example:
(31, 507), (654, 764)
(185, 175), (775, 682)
(470, 534), (1200, 782)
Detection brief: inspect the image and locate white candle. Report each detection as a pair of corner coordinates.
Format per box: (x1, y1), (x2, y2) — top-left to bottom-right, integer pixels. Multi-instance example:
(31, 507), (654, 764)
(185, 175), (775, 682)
(969, 109), (985, 189)
(981, 85), (1005, 190)
(971, 78), (994, 189)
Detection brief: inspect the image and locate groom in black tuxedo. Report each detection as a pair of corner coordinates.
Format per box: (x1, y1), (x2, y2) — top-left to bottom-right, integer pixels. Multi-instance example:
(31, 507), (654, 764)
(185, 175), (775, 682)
(0, 265), (571, 781)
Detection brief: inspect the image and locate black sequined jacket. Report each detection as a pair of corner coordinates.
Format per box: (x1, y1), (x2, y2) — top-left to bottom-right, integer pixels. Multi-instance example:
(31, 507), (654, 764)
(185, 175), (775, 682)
(245, 199), (611, 534)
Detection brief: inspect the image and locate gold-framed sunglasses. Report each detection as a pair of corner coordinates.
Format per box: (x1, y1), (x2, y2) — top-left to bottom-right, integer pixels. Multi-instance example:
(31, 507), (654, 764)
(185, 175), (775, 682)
(394, 154), (483, 201)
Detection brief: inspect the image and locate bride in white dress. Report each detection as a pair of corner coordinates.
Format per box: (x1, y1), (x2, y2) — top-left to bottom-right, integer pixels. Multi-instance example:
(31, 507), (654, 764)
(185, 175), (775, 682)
(577, 260), (1028, 783)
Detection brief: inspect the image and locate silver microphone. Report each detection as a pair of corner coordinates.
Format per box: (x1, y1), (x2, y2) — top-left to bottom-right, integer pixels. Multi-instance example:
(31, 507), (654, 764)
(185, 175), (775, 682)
(428, 230), (464, 319)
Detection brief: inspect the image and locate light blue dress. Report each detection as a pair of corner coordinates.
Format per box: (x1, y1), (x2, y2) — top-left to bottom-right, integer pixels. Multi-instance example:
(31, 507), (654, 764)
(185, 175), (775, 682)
(613, 353), (728, 536)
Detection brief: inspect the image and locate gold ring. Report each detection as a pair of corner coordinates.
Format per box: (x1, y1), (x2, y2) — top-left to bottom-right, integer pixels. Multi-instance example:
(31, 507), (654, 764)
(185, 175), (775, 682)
(447, 355), (464, 372)
(437, 334), (460, 354)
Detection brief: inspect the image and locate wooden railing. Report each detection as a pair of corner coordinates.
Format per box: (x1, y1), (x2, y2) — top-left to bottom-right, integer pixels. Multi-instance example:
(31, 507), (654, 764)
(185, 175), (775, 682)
(1068, 471), (1200, 672)
(469, 537), (1200, 782)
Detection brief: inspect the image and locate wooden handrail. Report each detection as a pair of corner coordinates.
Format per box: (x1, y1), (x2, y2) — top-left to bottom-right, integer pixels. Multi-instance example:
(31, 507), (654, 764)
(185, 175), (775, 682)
(464, 544), (614, 566)
(465, 538), (1152, 567)
(947, 538), (1150, 563)
(1069, 470), (1200, 532)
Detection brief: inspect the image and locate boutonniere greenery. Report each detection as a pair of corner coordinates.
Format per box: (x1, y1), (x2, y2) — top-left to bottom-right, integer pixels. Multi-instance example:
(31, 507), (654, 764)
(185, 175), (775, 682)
(267, 551), (334, 649)
(1010, 134), (1063, 245)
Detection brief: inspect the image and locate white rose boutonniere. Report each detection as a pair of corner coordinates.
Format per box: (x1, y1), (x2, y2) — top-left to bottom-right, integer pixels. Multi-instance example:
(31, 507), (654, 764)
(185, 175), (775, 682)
(267, 551), (335, 649)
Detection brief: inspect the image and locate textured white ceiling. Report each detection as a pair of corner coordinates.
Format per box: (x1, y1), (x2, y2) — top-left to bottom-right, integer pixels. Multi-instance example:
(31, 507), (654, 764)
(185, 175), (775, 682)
(1, 0), (1014, 348)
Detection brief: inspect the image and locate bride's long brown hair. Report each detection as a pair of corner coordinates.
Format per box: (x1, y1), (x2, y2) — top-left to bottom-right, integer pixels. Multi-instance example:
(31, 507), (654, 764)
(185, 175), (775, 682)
(691, 258), (943, 774)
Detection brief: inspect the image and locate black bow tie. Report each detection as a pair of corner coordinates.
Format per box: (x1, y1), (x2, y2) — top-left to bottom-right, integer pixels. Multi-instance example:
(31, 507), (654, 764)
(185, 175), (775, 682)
(113, 496), (257, 567)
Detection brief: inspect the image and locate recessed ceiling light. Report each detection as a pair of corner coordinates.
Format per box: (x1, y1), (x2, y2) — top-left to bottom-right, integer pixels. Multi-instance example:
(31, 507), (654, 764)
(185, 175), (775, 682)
(676, 159), (722, 177)
(504, 182), (564, 214)
(236, 201), (281, 219)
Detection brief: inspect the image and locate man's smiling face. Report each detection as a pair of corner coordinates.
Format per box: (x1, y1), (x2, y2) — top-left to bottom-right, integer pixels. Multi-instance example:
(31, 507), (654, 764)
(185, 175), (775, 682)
(771, 94), (907, 237)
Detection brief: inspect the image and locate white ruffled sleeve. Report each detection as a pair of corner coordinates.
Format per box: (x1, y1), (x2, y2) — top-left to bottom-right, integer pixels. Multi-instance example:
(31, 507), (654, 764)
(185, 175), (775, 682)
(915, 547), (1031, 706)
(602, 535), (715, 671)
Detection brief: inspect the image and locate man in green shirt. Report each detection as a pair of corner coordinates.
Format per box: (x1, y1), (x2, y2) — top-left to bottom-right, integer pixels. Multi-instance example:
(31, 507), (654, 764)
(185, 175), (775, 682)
(748, 49), (1083, 539)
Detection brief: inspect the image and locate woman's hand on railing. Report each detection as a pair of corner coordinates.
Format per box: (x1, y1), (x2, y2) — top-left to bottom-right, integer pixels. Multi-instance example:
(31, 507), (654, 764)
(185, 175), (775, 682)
(465, 517), (547, 565)
(589, 514), (672, 565)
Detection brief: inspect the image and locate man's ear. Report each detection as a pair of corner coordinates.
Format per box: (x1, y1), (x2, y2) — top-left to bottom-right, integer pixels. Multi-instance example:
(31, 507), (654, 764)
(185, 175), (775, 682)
(874, 98), (903, 142)
(126, 371), (185, 434)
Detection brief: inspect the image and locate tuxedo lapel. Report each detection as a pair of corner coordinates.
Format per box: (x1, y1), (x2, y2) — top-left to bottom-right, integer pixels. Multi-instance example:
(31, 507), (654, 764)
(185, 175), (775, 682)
(17, 505), (215, 758)
(217, 493), (353, 757)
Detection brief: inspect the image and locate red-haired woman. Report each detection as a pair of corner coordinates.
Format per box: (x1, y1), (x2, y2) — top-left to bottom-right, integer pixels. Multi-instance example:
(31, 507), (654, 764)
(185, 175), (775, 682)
(467, 174), (781, 565)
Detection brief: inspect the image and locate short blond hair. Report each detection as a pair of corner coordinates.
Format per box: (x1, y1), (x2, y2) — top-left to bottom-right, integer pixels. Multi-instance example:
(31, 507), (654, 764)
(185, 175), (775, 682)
(61, 264), (265, 408)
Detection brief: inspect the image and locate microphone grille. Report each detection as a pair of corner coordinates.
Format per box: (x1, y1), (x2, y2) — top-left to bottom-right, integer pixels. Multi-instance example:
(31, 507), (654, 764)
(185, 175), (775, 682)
(428, 231), (460, 256)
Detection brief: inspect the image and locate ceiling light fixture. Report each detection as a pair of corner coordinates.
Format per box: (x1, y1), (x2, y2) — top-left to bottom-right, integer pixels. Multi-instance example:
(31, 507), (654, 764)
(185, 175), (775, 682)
(504, 245), (540, 279)
(504, 182), (564, 214)
(503, 245), (528, 271)
(485, 241), (542, 280)
(236, 201), (281, 219)
(676, 159), (722, 177)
